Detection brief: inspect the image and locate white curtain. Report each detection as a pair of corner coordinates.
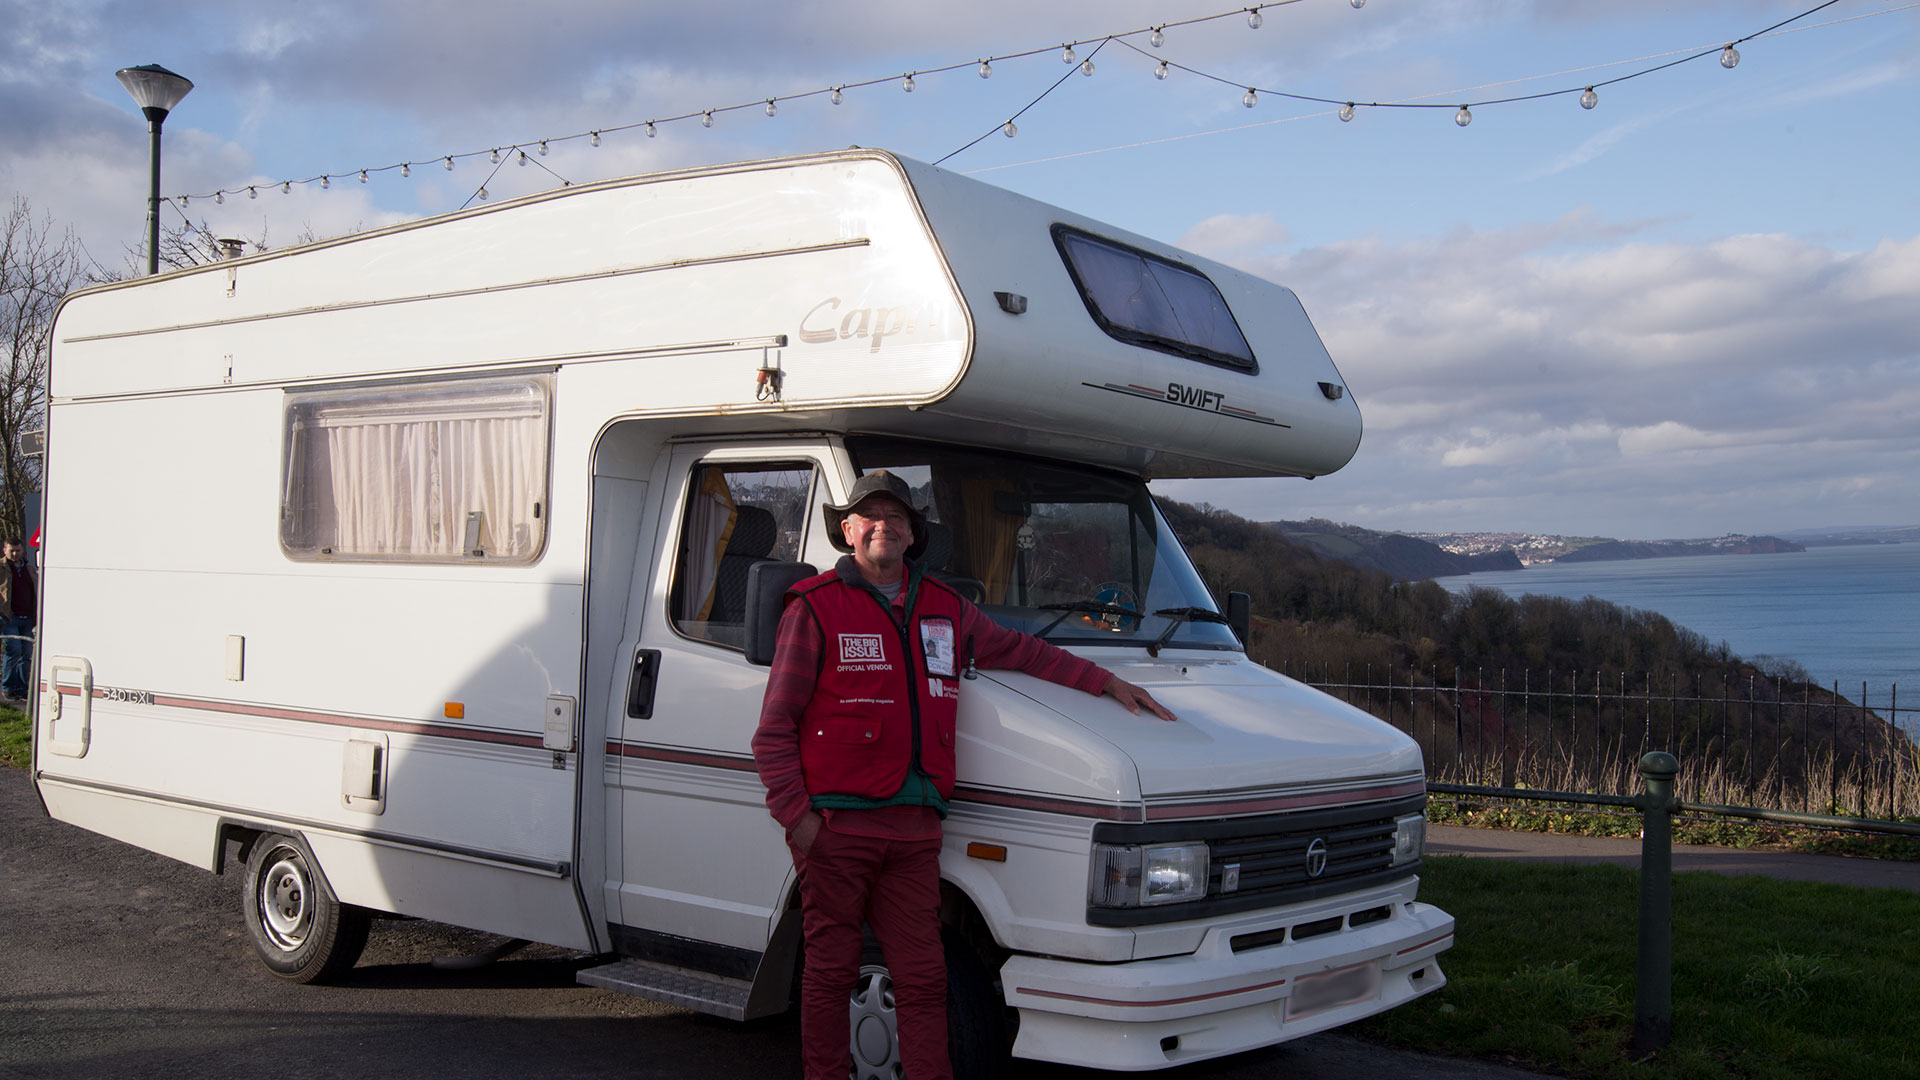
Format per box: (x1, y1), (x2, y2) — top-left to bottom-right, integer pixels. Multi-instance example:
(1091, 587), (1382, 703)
(286, 377), (548, 560)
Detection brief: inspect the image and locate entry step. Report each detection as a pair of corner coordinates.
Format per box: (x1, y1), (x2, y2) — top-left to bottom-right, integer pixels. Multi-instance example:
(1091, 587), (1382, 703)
(577, 957), (753, 1020)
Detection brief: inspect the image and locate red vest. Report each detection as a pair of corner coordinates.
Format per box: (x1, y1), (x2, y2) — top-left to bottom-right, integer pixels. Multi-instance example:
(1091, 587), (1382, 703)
(791, 565), (968, 803)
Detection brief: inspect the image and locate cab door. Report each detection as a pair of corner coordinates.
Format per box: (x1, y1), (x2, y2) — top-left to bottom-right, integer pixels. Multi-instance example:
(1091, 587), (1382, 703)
(604, 440), (849, 959)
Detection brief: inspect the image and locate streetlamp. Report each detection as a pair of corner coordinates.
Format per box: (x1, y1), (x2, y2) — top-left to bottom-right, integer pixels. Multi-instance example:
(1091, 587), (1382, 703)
(115, 63), (194, 276)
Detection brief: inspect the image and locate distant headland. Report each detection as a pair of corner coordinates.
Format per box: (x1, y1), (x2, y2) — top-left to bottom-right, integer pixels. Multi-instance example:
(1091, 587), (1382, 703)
(1256, 520), (1915, 579)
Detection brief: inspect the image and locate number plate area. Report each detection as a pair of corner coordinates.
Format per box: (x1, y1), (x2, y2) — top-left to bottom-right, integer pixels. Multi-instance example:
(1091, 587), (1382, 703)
(1285, 961), (1382, 1021)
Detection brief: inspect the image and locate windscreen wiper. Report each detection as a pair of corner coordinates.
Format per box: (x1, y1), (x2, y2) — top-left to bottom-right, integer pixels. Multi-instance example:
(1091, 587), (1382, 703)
(1034, 601), (1143, 640)
(1147, 606), (1232, 656)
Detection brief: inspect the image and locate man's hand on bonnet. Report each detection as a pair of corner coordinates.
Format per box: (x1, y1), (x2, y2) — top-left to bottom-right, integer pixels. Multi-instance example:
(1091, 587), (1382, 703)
(1102, 676), (1176, 722)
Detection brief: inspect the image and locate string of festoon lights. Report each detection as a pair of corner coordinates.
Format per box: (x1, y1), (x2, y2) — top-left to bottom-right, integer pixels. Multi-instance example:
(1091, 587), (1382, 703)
(170, 0), (1862, 208)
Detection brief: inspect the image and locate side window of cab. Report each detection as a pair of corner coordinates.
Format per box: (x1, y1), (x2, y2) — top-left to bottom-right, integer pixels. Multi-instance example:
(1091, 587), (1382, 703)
(668, 462), (815, 650)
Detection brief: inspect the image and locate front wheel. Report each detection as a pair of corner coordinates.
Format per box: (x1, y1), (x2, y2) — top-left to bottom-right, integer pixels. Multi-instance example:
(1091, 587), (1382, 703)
(241, 833), (370, 983)
(850, 930), (1010, 1080)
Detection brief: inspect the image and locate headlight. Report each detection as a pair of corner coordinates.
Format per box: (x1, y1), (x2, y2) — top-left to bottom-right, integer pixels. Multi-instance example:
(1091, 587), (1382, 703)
(1391, 813), (1426, 867)
(1089, 842), (1209, 907)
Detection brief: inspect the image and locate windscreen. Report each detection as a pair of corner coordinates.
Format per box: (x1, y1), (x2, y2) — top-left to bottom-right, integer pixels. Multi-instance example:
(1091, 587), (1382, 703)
(849, 439), (1239, 651)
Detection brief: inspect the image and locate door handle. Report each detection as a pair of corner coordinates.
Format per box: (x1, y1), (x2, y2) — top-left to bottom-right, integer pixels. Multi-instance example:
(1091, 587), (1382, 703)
(626, 649), (661, 719)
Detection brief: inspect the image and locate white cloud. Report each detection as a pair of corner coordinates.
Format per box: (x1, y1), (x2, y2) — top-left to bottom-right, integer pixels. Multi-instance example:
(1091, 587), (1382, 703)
(1177, 212), (1289, 256)
(1616, 421), (1735, 456)
(1174, 212), (1920, 536)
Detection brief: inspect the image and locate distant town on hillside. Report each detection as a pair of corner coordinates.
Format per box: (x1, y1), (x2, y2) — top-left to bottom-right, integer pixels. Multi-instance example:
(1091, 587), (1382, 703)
(1254, 519), (1918, 581)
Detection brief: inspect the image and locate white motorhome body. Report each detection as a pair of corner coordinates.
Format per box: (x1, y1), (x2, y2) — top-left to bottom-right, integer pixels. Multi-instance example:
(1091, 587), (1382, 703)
(34, 149), (1450, 1071)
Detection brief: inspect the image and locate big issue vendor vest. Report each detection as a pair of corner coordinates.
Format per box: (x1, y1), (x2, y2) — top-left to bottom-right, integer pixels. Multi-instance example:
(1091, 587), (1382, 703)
(790, 565), (968, 805)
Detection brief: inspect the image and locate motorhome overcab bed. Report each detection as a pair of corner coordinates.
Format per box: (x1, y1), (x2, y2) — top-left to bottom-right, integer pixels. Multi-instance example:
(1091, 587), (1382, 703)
(33, 149), (1451, 1073)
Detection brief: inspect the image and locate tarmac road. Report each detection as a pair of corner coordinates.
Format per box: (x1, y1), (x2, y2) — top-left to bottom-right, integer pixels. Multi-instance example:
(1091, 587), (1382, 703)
(0, 765), (1556, 1080)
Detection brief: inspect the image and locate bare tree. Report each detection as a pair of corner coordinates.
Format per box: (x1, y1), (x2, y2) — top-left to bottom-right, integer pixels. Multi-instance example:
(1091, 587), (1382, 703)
(0, 197), (81, 542)
(91, 217), (270, 284)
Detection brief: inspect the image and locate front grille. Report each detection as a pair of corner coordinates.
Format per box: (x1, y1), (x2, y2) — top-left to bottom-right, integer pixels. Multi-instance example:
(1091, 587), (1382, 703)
(1087, 793), (1424, 927)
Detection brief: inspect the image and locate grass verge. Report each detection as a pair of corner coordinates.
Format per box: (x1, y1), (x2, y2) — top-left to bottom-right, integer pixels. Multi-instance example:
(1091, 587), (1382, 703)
(1355, 855), (1920, 1079)
(0, 703), (27, 769)
(1430, 800), (1920, 861)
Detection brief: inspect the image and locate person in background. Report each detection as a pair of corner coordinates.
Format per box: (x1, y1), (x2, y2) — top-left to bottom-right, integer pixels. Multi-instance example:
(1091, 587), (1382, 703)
(1, 538), (36, 706)
(751, 471), (1174, 1080)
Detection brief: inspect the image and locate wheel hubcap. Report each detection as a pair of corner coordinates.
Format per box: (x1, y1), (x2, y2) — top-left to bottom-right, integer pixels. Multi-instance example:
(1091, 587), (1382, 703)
(848, 963), (900, 1080)
(258, 849), (312, 952)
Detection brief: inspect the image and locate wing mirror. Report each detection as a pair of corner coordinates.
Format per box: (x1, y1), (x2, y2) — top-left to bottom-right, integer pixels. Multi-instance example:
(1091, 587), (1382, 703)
(745, 561), (817, 666)
(1227, 591), (1252, 648)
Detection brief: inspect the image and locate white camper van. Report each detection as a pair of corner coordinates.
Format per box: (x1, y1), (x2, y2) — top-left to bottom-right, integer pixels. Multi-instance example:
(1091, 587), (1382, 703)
(32, 149), (1450, 1073)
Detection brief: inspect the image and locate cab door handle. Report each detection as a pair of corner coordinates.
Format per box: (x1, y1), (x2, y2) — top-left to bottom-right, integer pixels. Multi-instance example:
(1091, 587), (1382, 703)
(626, 649), (661, 719)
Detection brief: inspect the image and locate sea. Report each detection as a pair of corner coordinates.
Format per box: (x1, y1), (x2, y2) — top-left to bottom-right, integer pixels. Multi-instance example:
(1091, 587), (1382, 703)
(1432, 543), (1919, 720)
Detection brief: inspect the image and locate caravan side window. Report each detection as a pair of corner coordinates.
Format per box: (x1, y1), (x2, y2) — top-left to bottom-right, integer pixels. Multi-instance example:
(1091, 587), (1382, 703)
(669, 463), (814, 650)
(280, 375), (552, 563)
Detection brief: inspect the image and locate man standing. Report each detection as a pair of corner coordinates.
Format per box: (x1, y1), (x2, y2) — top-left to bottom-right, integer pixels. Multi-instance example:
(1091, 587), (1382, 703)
(751, 472), (1173, 1080)
(1, 538), (36, 705)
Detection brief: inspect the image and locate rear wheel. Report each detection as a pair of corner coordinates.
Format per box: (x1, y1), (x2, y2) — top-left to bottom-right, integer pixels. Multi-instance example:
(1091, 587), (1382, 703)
(240, 833), (370, 983)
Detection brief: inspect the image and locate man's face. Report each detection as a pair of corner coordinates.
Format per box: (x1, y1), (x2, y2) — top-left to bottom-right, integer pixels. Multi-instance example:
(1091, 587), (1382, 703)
(841, 495), (913, 573)
(2, 544), (18, 563)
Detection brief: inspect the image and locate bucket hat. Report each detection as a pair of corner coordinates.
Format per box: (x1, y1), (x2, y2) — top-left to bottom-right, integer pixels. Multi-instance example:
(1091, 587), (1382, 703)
(823, 470), (929, 559)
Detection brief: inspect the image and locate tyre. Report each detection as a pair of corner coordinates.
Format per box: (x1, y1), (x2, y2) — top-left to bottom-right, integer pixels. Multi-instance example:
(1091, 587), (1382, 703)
(240, 832), (371, 983)
(942, 930), (1012, 1080)
(849, 930), (1011, 1080)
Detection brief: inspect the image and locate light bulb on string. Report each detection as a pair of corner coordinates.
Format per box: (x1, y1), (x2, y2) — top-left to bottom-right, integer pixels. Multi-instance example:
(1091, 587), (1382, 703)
(321, 175), (332, 189)
(766, 99), (778, 116)
(282, 181), (291, 193)
(1081, 59), (1095, 77)
(517, 151), (527, 167)
(359, 169), (368, 183)
(444, 156), (454, 170)
(646, 122), (657, 138)
(1721, 45), (1740, 68)
(1339, 102), (1355, 122)
(401, 163), (410, 177)
(903, 73), (915, 92)
(1154, 60), (1169, 80)
(1003, 121), (1017, 138)
(1242, 88), (1257, 108)
(1150, 26), (1164, 48)
(538, 140), (548, 156)
(1454, 105), (1472, 127)
(478, 186), (489, 201)
(702, 111), (714, 128)
(248, 186), (258, 199)
(1061, 44), (1075, 64)
(1248, 8), (1263, 29)
(590, 131), (601, 147)
(1351, 0), (1365, 8)
(831, 86), (844, 105)
(979, 60), (991, 78)
(1580, 87), (1598, 110)
(180, 195), (188, 206)
(215, 191), (223, 204)
(489, 149), (500, 164)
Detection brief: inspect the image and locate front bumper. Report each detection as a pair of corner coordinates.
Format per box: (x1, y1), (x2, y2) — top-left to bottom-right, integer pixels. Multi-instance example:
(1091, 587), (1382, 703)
(1002, 886), (1453, 1071)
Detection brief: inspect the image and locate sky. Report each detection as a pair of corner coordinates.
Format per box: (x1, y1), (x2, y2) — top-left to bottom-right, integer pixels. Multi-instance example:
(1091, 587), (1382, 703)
(5, 0), (1917, 541)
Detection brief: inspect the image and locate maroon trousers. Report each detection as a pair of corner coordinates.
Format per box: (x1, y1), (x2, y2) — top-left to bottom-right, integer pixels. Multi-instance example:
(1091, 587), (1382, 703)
(796, 827), (951, 1080)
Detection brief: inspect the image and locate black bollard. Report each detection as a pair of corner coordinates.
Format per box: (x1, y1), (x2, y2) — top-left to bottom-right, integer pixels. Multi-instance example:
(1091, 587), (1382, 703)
(1632, 750), (1678, 1055)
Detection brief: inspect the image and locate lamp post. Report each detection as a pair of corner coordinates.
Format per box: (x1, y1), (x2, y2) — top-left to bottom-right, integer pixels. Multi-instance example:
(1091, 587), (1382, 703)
(115, 63), (194, 276)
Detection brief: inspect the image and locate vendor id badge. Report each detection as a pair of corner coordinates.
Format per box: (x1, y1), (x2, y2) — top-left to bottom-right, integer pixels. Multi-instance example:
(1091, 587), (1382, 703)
(1284, 961), (1381, 1021)
(919, 619), (956, 677)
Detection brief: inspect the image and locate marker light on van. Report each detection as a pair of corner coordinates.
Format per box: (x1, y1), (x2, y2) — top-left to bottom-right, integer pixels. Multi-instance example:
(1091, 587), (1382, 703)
(1390, 813), (1427, 867)
(1089, 842), (1209, 908)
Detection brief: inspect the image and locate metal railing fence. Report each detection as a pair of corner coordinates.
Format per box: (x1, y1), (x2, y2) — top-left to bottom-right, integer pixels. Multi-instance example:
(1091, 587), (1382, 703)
(1274, 661), (1919, 824)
